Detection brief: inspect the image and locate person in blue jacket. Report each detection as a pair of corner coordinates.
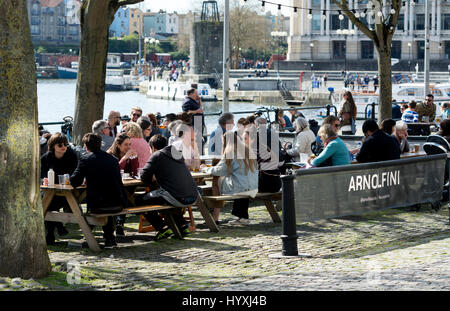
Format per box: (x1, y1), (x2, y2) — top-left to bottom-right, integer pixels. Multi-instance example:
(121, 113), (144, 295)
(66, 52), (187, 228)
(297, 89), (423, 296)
(308, 124), (351, 167)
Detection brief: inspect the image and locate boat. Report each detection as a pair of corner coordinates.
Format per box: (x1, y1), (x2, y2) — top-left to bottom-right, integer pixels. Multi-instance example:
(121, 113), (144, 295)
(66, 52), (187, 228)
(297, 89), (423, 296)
(331, 82), (450, 117)
(105, 69), (127, 91)
(146, 80), (217, 101)
(57, 62), (78, 79)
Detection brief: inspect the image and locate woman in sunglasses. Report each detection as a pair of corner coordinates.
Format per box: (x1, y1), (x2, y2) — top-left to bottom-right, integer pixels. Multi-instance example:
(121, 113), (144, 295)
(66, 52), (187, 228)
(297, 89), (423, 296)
(40, 132), (79, 245)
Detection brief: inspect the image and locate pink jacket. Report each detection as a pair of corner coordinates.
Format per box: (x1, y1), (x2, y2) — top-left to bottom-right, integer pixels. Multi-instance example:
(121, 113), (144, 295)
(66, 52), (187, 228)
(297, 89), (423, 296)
(130, 138), (151, 169)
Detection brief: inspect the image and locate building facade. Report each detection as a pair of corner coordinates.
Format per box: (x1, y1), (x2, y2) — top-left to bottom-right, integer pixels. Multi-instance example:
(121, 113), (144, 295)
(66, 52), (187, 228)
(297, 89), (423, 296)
(128, 7), (143, 35)
(109, 7), (130, 37)
(26, 0), (81, 46)
(142, 10), (179, 38)
(287, 0), (450, 65)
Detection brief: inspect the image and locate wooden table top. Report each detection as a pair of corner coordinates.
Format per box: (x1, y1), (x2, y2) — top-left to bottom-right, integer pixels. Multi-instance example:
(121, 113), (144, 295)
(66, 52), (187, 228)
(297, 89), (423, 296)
(41, 171), (213, 191)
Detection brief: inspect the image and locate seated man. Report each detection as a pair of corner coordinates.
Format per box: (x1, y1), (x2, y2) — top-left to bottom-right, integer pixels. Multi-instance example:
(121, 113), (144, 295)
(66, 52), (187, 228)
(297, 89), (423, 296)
(416, 94), (436, 122)
(356, 119), (401, 163)
(70, 133), (127, 248)
(138, 135), (198, 241)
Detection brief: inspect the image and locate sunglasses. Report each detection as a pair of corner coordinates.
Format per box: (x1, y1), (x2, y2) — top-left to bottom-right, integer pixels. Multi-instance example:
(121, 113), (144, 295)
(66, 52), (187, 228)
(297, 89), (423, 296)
(132, 113), (141, 117)
(57, 143), (68, 148)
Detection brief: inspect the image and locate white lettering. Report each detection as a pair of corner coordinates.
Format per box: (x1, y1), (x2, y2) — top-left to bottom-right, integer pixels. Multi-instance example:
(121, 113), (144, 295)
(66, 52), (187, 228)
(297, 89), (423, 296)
(348, 177), (356, 192)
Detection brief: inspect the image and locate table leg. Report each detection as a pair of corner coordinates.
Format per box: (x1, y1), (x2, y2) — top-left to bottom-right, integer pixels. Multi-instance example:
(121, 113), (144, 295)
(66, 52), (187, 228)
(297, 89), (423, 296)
(195, 190), (219, 232)
(161, 211), (182, 239)
(64, 192), (101, 252)
(263, 199), (281, 223)
(42, 190), (55, 216)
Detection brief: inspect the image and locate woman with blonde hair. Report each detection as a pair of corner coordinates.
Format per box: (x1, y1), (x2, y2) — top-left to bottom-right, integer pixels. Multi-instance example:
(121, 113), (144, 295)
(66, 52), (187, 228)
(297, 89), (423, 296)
(285, 117), (316, 161)
(203, 131), (258, 224)
(125, 122), (151, 168)
(308, 124), (350, 167)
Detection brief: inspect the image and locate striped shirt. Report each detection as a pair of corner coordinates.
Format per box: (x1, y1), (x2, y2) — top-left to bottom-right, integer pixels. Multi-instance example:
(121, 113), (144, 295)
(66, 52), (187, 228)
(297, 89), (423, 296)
(401, 110), (419, 123)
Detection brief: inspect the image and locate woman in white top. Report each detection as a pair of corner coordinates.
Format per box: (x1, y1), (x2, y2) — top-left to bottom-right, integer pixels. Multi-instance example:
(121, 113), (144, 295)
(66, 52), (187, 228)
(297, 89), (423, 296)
(203, 131), (258, 225)
(285, 117), (316, 162)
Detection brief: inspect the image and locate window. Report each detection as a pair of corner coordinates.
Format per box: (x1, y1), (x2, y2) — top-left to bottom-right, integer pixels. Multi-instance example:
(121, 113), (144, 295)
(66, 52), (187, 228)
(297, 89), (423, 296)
(312, 14), (321, 31)
(415, 14), (424, 30)
(417, 40), (424, 59)
(397, 14), (404, 31)
(31, 16), (40, 25)
(32, 4), (39, 15)
(361, 41), (374, 59)
(391, 41), (402, 59)
(132, 13), (134, 18)
(442, 14), (450, 30)
(333, 41), (346, 59)
(31, 25), (40, 35)
(331, 15), (348, 30)
(312, 0), (321, 5)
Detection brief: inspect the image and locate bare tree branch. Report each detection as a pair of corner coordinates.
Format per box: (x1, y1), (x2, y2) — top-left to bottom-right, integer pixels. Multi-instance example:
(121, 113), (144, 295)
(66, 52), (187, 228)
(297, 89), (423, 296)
(117, 0), (144, 6)
(332, 0), (376, 43)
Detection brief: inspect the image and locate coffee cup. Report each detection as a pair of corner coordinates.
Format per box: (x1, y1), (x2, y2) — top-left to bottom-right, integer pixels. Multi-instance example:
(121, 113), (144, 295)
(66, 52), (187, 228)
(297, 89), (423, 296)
(414, 144), (420, 153)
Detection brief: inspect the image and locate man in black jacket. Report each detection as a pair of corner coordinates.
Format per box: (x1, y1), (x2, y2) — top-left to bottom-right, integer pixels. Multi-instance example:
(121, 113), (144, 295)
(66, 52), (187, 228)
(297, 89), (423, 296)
(356, 119), (401, 163)
(70, 133), (127, 248)
(138, 134), (198, 241)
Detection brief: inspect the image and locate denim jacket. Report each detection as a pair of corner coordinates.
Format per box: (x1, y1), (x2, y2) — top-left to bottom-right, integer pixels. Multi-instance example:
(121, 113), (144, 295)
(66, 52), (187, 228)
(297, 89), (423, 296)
(206, 158), (258, 195)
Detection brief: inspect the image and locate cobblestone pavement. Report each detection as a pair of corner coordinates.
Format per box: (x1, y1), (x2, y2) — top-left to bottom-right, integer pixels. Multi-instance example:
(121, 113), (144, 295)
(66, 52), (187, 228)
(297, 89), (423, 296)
(0, 202), (449, 291)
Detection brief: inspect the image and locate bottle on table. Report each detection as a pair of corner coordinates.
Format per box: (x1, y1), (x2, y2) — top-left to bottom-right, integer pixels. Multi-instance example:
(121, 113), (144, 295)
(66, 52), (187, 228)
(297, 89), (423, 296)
(48, 169), (55, 186)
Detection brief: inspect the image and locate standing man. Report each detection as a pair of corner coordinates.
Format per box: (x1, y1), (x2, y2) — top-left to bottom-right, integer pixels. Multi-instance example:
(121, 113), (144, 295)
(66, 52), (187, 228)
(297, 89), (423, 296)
(416, 94), (437, 122)
(70, 133), (127, 248)
(182, 88), (205, 147)
(130, 107), (143, 123)
(373, 75), (379, 92)
(107, 111), (121, 138)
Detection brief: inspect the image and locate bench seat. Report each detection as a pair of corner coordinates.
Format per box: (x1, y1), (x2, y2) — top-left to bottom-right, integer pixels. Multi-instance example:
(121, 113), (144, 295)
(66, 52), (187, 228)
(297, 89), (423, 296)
(202, 192), (282, 223)
(45, 204), (183, 238)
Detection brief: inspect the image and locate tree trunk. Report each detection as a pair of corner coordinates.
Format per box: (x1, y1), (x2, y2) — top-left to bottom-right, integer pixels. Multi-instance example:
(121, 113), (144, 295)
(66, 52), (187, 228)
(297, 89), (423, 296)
(73, 0), (117, 145)
(0, 0), (51, 278)
(376, 47), (393, 124)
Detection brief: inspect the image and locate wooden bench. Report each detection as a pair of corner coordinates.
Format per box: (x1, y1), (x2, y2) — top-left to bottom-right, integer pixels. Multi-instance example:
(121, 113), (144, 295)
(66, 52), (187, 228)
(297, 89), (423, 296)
(45, 204), (183, 251)
(201, 192), (282, 223)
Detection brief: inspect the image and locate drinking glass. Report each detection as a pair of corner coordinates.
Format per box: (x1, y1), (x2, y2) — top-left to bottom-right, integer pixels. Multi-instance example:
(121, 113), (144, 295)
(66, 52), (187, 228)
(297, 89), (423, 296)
(58, 175), (65, 187)
(205, 159), (213, 167)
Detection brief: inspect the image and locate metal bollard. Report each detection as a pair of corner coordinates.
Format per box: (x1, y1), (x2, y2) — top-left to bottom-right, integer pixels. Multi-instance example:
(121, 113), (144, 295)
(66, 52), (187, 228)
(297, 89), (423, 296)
(280, 175), (299, 256)
(326, 104), (331, 117)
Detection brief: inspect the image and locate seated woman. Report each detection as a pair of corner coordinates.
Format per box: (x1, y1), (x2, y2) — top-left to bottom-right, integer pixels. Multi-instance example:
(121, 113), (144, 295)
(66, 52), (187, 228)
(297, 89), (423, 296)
(308, 124), (351, 167)
(381, 118), (396, 135)
(392, 121), (410, 154)
(126, 122), (151, 169)
(137, 116), (153, 143)
(438, 119), (450, 143)
(203, 131), (258, 225)
(171, 122), (201, 171)
(285, 117), (316, 162)
(41, 132), (79, 245)
(107, 133), (139, 177)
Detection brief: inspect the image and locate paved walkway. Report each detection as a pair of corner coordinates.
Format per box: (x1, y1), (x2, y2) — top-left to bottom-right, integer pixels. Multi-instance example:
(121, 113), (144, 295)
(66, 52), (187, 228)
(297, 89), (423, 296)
(0, 203), (449, 291)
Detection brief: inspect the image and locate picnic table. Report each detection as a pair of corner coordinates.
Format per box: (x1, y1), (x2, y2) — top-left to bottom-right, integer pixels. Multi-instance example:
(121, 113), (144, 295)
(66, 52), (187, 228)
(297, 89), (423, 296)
(40, 171), (218, 252)
(407, 122), (437, 136)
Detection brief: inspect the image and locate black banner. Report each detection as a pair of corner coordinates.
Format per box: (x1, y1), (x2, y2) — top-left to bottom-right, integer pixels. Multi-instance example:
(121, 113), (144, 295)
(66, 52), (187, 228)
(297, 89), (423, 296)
(293, 154), (447, 223)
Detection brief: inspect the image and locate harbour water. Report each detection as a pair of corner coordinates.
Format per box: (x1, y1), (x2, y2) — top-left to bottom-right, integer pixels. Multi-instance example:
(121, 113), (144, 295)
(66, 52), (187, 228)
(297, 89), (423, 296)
(37, 79), (320, 134)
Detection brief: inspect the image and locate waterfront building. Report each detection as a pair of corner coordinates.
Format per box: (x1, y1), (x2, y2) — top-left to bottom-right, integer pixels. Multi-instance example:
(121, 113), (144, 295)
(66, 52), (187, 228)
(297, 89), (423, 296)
(286, 0), (450, 70)
(143, 10), (179, 38)
(26, 0), (81, 46)
(109, 7), (130, 37)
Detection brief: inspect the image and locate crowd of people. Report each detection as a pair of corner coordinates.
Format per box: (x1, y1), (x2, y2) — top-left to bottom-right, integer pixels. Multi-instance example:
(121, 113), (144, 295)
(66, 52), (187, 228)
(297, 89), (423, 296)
(38, 85), (450, 249)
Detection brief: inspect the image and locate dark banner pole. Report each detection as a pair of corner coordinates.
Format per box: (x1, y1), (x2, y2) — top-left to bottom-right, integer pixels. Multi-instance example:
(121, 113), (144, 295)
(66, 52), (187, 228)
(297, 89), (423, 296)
(280, 175), (298, 256)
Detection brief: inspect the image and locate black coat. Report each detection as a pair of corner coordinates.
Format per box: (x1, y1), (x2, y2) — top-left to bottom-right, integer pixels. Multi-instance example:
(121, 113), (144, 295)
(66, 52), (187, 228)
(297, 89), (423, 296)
(141, 146), (198, 201)
(41, 147), (79, 181)
(356, 130), (401, 163)
(70, 150), (127, 213)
